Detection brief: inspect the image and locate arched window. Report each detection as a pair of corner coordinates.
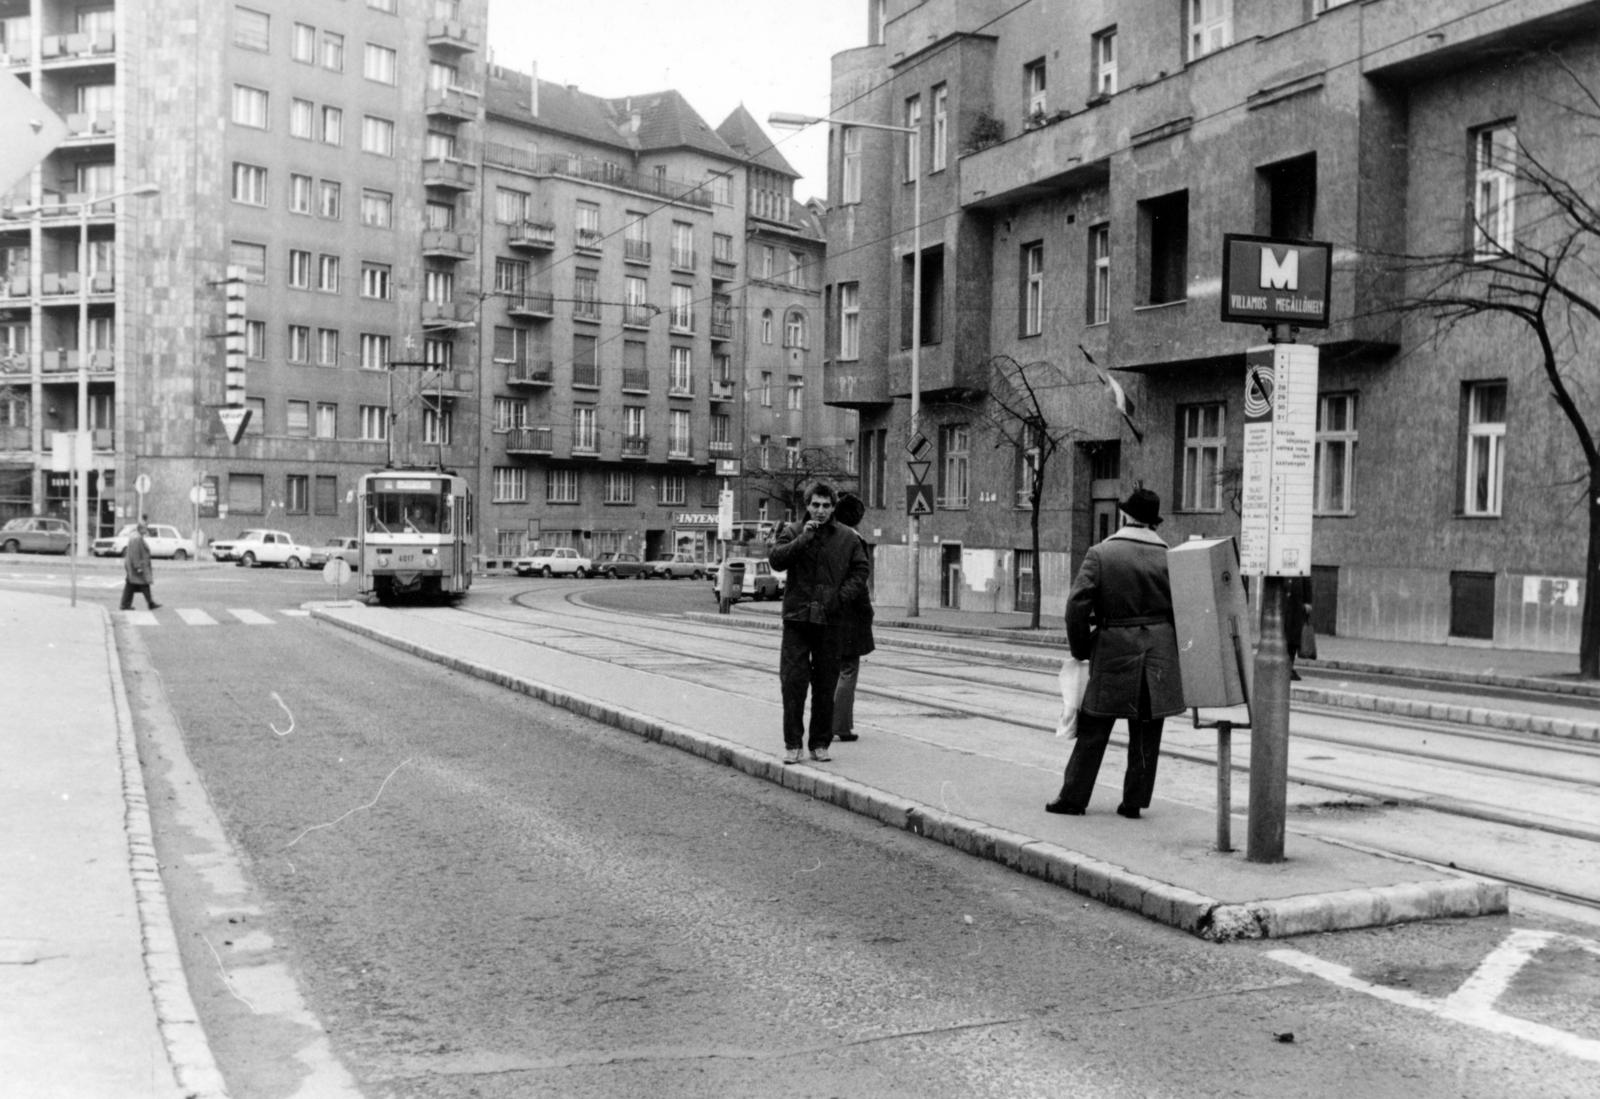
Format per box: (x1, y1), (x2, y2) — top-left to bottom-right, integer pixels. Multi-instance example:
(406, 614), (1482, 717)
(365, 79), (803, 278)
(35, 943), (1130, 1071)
(760, 309), (773, 344)
(784, 310), (805, 348)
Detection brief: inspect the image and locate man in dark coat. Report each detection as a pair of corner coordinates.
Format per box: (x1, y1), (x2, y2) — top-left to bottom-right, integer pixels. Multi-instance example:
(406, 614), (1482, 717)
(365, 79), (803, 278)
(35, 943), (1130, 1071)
(1046, 488), (1183, 818)
(769, 482), (870, 764)
(119, 521), (161, 611)
(830, 493), (874, 744)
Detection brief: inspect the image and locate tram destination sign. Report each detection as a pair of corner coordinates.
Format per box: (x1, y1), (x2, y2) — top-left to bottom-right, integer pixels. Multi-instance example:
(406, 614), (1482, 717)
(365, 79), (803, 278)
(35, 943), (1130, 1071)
(1220, 234), (1332, 329)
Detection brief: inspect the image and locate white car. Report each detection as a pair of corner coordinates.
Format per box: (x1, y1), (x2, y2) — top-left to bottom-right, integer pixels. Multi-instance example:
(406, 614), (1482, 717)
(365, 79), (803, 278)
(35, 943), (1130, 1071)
(707, 557), (784, 602)
(308, 537), (360, 568)
(513, 546), (592, 578)
(92, 523), (198, 560)
(209, 529), (311, 568)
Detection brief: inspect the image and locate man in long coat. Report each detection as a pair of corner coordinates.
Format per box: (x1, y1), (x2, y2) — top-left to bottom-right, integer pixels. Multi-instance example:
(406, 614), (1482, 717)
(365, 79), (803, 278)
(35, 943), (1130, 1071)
(1046, 488), (1182, 818)
(119, 521), (161, 611)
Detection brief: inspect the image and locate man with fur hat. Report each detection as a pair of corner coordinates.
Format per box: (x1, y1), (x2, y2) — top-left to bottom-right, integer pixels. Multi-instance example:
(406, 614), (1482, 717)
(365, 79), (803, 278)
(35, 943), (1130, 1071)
(1046, 487), (1183, 818)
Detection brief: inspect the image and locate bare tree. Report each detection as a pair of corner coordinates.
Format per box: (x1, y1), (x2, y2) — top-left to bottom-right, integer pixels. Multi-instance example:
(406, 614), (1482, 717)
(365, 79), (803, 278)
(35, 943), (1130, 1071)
(1378, 53), (1600, 677)
(736, 443), (857, 523)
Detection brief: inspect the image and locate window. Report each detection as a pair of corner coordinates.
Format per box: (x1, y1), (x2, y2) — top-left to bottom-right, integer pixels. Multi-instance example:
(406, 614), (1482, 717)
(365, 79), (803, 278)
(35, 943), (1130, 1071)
(1021, 242), (1043, 336)
(363, 43), (397, 84)
(360, 404), (388, 441)
(789, 251), (808, 289)
(1189, 0), (1233, 60)
(316, 403), (336, 438)
(361, 116), (395, 156)
(571, 334), (598, 386)
(1463, 381), (1507, 517)
(761, 309), (773, 344)
(760, 372), (773, 407)
(1093, 28), (1118, 96)
(493, 397), (527, 431)
(429, 60), (459, 92)
(289, 173), (312, 214)
(901, 245), (945, 347)
(1315, 393), (1357, 515)
(842, 127), (862, 204)
(286, 402), (310, 439)
(229, 241), (267, 282)
(320, 105), (342, 145)
(659, 474), (686, 506)
(231, 85), (268, 128)
(317, 254), (340, 293)
(319, 180), (341, 219)
(318, 328), (342, 367)
(425, 130), (456, 159)
(931, 84), (948, 172)
(1138, 190), (1188, 306)
(572, 269), (598, 320)
(292, 22), (315, 63)
(288, 249), (311, 289)
(761, 246), (775, 280)
(289, 98), (313, 138)
(708, 171), (731, 205)
(427, 200), (455, 231)
(604, 471), (635, 504)
(493, 467), (526, 503)
(668, 410), (691, 457)
(1472, 121), (1516, 259)
(321, 31), (344, 71)
(670, 285), (693, 332)
(784, 311), (806, 348)
(360, 189), (393, 227)
(787, 376), (804, 411)
(1089, 223), (1111, 325)
(315, 475), (338, 515)
(229, 473), (265, 511)
(496, 258), (530, 298)
(713, 232), (734, 264)
(624, 213), (650, 261)
(425, 269), (454, 304)
(1259, 153), (1317, 241)
(495, 187), (528, 223)
(287, 325), (310, 363)
(361, 263), (391, 299)
(576, 201), (601, 249)
(547, 468), (578, 503)
(623, 406), (646, 442)
(670, 346), (693, 394)
(234, 7), (270, 51)
(839, 282), (860, 359)
(244, 398), (266, 436)
(422, 404), (452, 446)
(904, 95), (921, 182)
(1180, 403), (1226, 511)
(231, 163), (267, 205)
(939, 424), (970, 509)
(710, 413), (732, 451)
(245, 320), (266, 360)
(1025, 58), (1047, 117)
(671, 221), (695, 268)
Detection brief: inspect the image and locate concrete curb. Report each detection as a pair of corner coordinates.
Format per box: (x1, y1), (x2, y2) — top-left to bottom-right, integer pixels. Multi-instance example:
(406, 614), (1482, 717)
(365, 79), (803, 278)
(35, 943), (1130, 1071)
(102, 607), (230, 1098)
(313, 607), (1507, 941)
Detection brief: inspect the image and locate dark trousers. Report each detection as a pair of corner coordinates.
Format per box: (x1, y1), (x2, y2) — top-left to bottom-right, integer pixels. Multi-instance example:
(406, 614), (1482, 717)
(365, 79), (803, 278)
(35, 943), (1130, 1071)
(1055, 680), (1165, 811)
(120, 581), (156, 610)
(833, 655), (860, 737)
(779, 621), (840, 751)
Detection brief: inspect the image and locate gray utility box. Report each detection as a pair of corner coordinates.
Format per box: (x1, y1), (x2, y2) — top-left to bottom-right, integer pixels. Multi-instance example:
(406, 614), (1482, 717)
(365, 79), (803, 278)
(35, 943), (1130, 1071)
(1169, 537), (1255, 710)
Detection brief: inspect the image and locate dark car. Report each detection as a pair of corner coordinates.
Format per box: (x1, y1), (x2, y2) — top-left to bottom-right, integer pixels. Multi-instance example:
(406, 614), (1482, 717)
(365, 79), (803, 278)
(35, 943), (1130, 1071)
(596, 551), (649, 579)
(0, 516), (72, 554)
(647, 552), (706, 580)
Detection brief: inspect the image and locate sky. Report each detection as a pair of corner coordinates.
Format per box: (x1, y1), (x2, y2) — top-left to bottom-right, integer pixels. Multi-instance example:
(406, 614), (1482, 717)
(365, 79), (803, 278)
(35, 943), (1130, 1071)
(484, 0), (864, 200)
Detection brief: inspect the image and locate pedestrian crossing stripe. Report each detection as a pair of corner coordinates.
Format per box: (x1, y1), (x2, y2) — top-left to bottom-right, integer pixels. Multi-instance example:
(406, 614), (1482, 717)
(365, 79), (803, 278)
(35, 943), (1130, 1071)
(125, 607), (300, 626)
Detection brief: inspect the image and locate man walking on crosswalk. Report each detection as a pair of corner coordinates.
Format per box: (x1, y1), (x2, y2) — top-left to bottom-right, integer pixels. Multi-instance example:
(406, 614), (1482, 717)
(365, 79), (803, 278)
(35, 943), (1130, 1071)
(119, 521), (161, 612)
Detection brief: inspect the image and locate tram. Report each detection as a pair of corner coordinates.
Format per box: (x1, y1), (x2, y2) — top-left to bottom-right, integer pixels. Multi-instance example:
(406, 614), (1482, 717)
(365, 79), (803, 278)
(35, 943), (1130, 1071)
(356, 468), (473, 604)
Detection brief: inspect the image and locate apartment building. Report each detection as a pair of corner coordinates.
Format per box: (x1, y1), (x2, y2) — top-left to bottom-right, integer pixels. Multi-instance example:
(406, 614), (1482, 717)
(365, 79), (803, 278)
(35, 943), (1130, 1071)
(824, 0), (1600, 652)
(0, 0), (488, 548)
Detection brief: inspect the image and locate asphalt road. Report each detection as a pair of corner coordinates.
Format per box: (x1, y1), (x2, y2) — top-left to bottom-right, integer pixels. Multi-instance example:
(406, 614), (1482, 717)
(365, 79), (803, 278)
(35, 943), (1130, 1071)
(101, 573), (1599, 1098)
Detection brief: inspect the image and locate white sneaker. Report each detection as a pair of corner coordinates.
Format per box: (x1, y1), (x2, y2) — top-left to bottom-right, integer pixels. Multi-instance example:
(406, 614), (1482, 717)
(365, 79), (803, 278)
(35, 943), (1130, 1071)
(783, 748), (804, 765)
(810, 748), (832, 762)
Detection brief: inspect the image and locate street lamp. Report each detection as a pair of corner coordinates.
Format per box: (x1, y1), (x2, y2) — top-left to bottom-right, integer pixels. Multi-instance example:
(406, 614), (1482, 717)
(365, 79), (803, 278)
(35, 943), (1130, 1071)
(9, 182), (160, 558)
(770, 111), (924, 616)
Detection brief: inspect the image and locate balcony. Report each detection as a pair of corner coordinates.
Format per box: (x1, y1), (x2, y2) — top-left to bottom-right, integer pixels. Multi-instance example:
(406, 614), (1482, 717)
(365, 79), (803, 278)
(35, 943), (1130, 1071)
(40, 349), (113, 374)
(575, 228), (603, 254)
(504, 425), (552, 455)
(624, 238), (651, 264)
(426, 18), (481, 53)
(571, 430), (599, 457)
(421, 300), (474, 329)
(424, 85), (479, 123)
(40, 30), (114, 63)
(667, 379), (694, 399)
(572, 362), (600, 388)
(41, 272), (80, 296)
(620, 434), (650, 459)
(504, 359), (553, 387)
(421, 229), (475, 260)
(0, 425), (29, 451)
(63, 111), (114, 143)
(89, 272), (114, 294)
(670, 248), (697, 272)
(91, 428), (114, 451)
(481, 145), (713, 209)
(709, 316), (733, 342)
(621, 368), (649, 393)
(824, 360), (893, 411)
(422, 157), (476, 192)
(507, 221), (556, 250)
(621, 305), (654, 328)
(506, 291), (554, 319)
(572, 299), (602, 324)
(5, 276), (29, 298)
(667, 439), (694, 461)
(709, 379), (735, 401)
(711, 257), (737, 282)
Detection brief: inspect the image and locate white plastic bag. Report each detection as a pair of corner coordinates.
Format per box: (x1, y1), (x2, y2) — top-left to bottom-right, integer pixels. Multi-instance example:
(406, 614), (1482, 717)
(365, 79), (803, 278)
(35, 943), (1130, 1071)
(1056, 658), (1090, 737)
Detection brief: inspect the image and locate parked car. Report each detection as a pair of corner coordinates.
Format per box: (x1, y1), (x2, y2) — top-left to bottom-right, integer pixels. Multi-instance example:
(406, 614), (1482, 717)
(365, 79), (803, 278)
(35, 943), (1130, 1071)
(647, 552), (706, 580)
(91, 523), (197, 560)
(0, 516), (72, 555)
(595, 551), (649, 579)
(209, 529), (312, 568)
(513, 546), (592, 578)
(307, 537), (360, 568)
(707, 557), (784, 602)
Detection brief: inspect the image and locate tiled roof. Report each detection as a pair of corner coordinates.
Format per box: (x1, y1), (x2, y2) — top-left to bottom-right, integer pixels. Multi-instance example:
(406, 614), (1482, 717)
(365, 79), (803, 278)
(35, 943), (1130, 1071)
(484, 67), (633, 150)
(605, 89), (737, 160)
(715, 104), (798, 178)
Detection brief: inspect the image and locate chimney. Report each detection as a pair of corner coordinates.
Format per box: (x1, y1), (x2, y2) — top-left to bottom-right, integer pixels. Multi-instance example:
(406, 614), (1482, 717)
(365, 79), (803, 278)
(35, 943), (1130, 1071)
(529, 60), (538, 116)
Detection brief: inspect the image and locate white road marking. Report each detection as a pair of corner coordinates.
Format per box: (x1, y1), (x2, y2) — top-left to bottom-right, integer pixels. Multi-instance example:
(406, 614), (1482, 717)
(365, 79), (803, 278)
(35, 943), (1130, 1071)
(229, 608), (276, 625)
(176, 608), (218, 626)
(123, 609), (158, 626)
(280, 608), (312, 617)
(1269, 930), (1600, 1063)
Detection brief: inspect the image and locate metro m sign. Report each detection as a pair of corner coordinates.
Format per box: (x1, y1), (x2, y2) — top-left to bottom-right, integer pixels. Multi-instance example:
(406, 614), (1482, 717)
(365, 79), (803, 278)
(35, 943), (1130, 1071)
(1220, 234), (1332, 329)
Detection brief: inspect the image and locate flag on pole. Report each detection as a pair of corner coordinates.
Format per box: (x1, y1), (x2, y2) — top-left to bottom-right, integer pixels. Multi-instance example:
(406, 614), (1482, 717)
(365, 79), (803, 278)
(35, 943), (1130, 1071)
(1078, 345), (1143, 443)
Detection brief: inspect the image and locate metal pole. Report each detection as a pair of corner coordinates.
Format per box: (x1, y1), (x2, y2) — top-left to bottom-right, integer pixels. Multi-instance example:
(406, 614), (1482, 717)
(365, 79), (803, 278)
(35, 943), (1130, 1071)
(1215, 721), (1233, 852)
(76, 203), (90, 558)
(906, 141), (922, 617)
(1248, 575), (1291, 861)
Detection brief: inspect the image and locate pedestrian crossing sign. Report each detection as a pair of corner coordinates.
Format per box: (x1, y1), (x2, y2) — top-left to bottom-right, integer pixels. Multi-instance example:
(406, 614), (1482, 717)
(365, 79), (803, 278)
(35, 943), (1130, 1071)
(906, 483), (934, 516)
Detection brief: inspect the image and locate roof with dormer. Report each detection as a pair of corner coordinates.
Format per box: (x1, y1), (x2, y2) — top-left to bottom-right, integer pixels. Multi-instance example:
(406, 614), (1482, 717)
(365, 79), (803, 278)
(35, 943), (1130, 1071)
(715, 104), (798, 178)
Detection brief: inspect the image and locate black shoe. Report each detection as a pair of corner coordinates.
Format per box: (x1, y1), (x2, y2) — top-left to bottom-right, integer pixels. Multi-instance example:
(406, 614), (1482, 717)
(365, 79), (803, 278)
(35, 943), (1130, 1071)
(1115, 804), (1141, 819)
(834, 731), (859, 742)
(148, 603), (161, 611)
(1290, 669), (1302, 681)
(1045, 800), (1084, 816)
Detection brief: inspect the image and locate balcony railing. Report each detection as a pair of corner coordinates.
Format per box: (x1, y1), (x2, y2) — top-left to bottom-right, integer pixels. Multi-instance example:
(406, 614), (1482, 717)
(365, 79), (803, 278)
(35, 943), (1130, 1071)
(710, 317), (733, 341)
(667, 377), (694, 398)
(572, 298), (601, 323)
(426, 18), (481, 52)
(508, 220), (556, 249)
(621, 434), (650, 458)
(572, 362), (600, 388)
(709, 379), (735, 401)
(504, 359), (553, 386)
(711, 257), (737, 282)
(421, 300), (474, 328)
(622, 305), (654, 327)
(571, 429), (599, 454)
(424, 86), (479, 122)
(421, 229), (475, 259)
(504, 425), (552, 453)
(621, 368), (649, 392)
(422, 156), (476, 191)
(624, 238), (651, 263)
(481, 145), (713, 209)
(575, 228), (603, 253)
(506, 291), (554, 318)
(667, 438), (693, 460)
(670, 248), (696, 271)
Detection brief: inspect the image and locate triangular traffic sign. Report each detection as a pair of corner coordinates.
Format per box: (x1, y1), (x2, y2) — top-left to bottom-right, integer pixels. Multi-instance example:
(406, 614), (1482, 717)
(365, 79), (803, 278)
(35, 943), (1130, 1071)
(218, 406), (252, 445)
(907, 460), (932, 484)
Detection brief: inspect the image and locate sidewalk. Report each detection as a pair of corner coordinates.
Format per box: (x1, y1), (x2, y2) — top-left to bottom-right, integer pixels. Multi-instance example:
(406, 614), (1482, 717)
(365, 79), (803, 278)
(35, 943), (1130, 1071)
(0, 591), (220, 1099)
(310, 598), (1515, 942)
